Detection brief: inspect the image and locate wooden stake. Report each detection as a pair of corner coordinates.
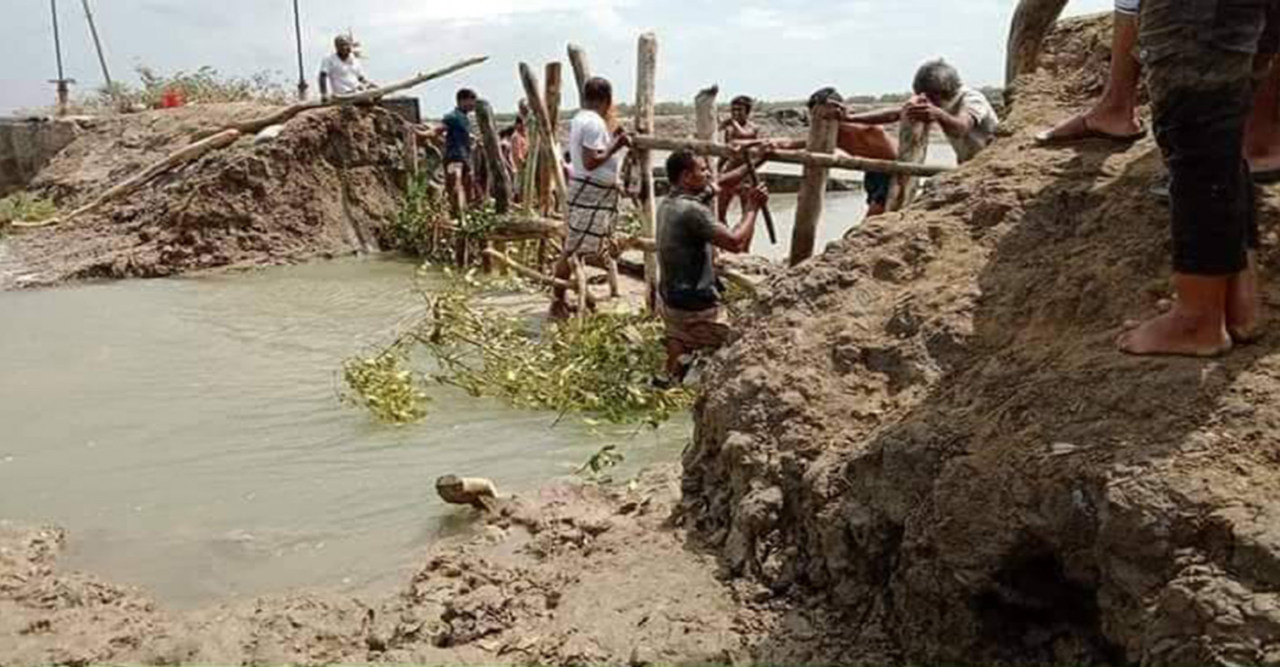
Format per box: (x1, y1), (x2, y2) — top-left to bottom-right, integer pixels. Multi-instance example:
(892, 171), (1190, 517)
(518, 63), (569, 214)
(630, 136), (950, 177)
(789, 102), (839, 266)
(540, 62), (563, 217)
(634, 33), (659, 306)
(1006, 0), (1068, 86)
(476, 99), (513, 215)
(567, 44), (592, 107)
(402, 124), (420, 187)
(694, 85), (719, 180)
(886, 119), (930, 212)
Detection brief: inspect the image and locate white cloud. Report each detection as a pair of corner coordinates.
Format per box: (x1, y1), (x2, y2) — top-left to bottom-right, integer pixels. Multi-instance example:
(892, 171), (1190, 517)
(732, 7), (785, 30)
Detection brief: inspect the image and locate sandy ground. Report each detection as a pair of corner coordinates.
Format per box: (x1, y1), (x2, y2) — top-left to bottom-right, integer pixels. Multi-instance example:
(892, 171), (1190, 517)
(0, 465), (888, 666)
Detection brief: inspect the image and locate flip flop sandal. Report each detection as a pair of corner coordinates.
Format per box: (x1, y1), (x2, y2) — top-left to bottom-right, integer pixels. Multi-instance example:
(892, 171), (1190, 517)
(1035, 116), (1148, 146)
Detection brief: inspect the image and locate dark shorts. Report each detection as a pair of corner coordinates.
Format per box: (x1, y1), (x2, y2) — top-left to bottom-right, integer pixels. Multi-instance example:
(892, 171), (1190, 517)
(864, 172), (892, 206)
(1140, 0), (1274, 275)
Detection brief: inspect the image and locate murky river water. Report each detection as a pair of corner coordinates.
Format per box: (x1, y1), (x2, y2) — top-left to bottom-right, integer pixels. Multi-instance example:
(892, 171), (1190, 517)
(0, 257), (691, 609)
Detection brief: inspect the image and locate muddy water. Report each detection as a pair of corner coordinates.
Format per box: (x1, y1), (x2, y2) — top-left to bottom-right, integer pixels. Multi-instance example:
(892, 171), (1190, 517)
(0, 257), (691, 609)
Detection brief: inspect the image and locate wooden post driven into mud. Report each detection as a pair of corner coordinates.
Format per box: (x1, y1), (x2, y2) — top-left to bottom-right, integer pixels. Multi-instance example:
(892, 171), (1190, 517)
(634, 33), (659, 305)
(886, 119), (930, 212)
(1006, 0), (1068, 86)
(519, 63), (569, 214)
(628, 136), (950, 176)
(401, 124), (420, 188)
(476, 100), (513, 215)
(567, 44), (591, 106)
(789, 102), (840, 266)
(540, 63), (563, 217)
(695, 85), (719, 181)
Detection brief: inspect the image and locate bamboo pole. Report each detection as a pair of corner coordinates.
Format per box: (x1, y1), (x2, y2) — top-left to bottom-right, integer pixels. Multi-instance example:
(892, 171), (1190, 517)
(630, 135), (951, 177)
(1006, 0), (1068, 86)
(634, 33), (659, 305)
(518, 63), (569, 213)
(789, 101), (839, 266)
(192, 56), (488, 141)
(475, 99), (513, 214)
(886, 119), (930, 212)
(540, 62), (563, 216)
(14, 129), (242, 228)
(567, 44), (591, 107)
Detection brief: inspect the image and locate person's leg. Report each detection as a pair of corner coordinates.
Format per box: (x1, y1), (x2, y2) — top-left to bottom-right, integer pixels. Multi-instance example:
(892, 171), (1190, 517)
(1118, 3), (1256, 357)
(1245, 55), (1280, 175)
(1038, 11), (1145, 142)
(665, 337), (689, 380)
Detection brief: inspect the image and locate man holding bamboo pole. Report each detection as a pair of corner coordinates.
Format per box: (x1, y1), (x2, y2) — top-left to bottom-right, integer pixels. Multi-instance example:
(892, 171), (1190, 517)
(549, 76), (631, 319)
(656, 149), (767, 383)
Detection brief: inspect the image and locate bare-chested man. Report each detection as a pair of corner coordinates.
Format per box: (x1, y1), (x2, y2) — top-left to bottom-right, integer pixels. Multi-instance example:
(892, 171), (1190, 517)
(716, 96), (763, 221)
(769, 88), (899, 218)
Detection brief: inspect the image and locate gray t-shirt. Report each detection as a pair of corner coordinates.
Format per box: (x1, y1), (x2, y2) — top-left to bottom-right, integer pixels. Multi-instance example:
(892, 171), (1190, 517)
(943, 86), (999, 163)
(658, 192), (720, 310)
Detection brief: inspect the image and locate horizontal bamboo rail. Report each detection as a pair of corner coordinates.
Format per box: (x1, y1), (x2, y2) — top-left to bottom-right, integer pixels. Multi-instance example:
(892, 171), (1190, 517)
(630, 136), (952, 177)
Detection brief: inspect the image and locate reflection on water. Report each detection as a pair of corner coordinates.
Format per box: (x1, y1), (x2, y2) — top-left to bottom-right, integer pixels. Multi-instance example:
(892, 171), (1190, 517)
(0, 257), (690, 609)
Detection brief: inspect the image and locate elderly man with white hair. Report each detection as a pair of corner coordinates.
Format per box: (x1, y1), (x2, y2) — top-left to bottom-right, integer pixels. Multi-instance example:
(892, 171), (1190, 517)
(318, 34), (373, 102)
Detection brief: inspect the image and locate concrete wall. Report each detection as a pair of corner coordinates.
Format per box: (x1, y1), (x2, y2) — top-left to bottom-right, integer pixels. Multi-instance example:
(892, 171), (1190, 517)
(0, 118), (81, 197)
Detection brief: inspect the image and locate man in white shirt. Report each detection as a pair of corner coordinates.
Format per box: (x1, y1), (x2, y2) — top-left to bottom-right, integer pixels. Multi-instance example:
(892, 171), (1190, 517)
(550, 76), (630, 319)
(319, 35), (372, 102)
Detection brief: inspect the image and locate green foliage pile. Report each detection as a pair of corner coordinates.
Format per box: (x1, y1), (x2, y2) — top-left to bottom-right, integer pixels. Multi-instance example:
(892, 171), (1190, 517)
(419, 278), (694, 426)
(341, 346), (430, 425)
(0, 192), (58, 233)
(391, 174), (450, 257)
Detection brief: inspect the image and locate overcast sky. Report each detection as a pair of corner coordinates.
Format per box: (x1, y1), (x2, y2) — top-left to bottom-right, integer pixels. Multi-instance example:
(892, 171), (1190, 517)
(2, 0), (1114, 117)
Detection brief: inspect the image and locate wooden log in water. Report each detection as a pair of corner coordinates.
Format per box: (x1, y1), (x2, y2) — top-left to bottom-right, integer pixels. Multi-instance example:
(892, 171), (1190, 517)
(481, 248), (598, 306)
(475, 99), (513, 215)
(1006, 0), (1068, 86)
(630, 136), (950, 177)
(436, 475), (499, 510)
(789, 102), (840, 267)
(634, 34), (659, 306)
(886, 119), (930, 212)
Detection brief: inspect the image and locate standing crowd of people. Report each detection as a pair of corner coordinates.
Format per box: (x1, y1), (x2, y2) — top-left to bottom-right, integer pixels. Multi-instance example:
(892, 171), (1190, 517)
(319, 0), (1280, 379)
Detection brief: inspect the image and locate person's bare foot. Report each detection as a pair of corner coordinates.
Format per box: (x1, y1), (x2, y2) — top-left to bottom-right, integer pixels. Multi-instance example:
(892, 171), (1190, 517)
(1117, 308), (1233, 357)
(1227, 256), (1262, 343)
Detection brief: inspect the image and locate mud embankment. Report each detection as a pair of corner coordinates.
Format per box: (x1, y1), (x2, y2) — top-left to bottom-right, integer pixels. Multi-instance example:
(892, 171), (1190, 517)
(0, 466), (890, 666)
(683, 13), (1280, 666)
(1, 103), (409, 289)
